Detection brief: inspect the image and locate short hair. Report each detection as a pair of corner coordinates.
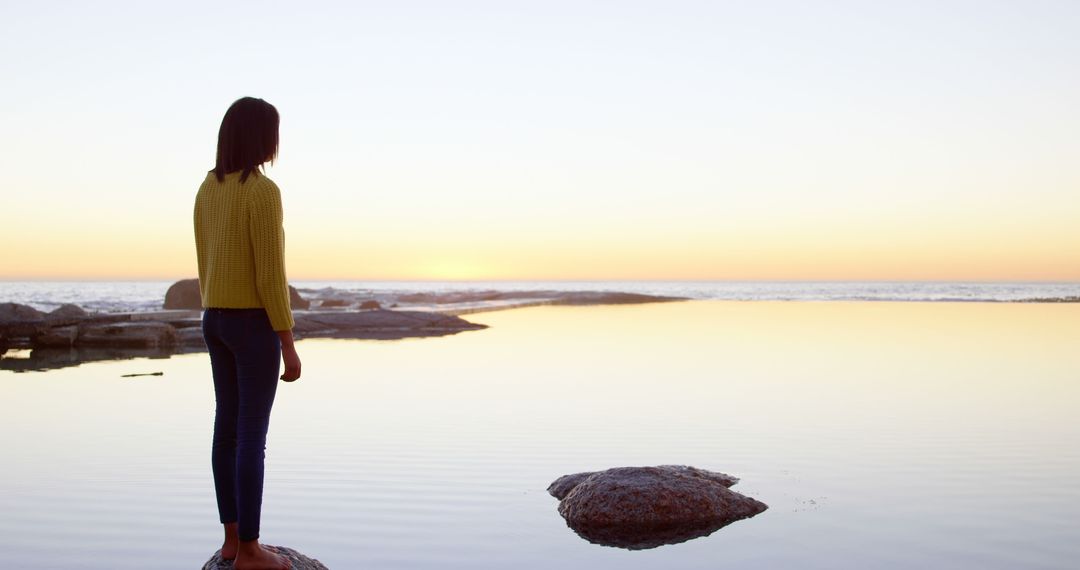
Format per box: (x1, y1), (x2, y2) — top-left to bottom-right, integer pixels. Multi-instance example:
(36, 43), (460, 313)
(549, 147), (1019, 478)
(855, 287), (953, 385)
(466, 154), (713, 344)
(212, 97), (280, 183)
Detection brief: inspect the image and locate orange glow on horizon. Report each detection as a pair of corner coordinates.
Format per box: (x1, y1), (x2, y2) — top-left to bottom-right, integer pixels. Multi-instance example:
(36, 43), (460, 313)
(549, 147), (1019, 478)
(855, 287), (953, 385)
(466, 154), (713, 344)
(3, 187), (1078, 282)
(2, 236), (1078, 282)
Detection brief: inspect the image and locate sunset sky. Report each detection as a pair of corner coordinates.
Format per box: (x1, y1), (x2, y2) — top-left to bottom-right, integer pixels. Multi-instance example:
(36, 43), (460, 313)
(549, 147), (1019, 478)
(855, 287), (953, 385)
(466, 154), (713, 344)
(2, 1), (1077, 281)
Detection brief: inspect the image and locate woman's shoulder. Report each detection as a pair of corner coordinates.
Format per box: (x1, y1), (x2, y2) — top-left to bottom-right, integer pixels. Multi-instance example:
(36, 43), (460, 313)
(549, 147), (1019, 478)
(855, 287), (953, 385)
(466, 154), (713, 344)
(249, 173), (280, 197)
(195, 171), (217, 198)
(247, 173), (282, 210)
(254, 173), (280, 190)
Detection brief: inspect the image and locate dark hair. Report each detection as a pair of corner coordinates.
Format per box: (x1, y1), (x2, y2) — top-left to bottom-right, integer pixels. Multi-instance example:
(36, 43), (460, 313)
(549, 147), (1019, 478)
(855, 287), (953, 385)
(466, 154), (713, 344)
(212, 97), (280, 183)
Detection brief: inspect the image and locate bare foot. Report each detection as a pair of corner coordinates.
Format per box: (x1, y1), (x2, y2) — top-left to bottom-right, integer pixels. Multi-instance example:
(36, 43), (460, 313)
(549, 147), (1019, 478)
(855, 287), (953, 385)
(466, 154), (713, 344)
(235, 541), (291, 570)
(220, 522), (239, 560)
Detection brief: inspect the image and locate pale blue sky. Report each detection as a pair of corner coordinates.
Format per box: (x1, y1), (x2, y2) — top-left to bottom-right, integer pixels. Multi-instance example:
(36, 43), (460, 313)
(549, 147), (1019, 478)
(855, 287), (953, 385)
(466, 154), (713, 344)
(2, 1), (1078, 279)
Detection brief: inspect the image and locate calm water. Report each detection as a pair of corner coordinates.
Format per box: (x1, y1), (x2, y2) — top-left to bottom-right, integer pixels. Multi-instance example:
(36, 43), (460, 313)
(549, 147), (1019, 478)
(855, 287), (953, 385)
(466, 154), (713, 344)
(2, 301), (1079, 569)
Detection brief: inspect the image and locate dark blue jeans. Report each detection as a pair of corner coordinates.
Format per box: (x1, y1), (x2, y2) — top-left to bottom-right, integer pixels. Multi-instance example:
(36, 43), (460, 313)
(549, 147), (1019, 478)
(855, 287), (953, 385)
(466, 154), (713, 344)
(201, 307), (281, 542)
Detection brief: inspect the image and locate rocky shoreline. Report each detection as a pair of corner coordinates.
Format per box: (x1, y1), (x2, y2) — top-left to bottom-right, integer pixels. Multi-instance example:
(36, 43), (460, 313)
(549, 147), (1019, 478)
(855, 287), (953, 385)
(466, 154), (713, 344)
(0, 303), (487, 373)
(1, 279), (688, 372)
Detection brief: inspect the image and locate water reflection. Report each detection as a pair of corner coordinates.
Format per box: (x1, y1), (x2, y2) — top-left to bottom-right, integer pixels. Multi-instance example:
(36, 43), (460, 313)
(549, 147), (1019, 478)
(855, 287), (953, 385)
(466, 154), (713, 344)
(565, 518), (743, 550)
(0, 329), (473, 373)
(0, 345), (188, 372)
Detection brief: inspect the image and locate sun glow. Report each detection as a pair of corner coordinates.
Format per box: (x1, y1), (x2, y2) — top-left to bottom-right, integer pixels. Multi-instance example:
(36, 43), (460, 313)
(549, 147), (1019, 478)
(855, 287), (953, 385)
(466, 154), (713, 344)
(1, 2), (1078, 281)
(415, 258), (495, 281)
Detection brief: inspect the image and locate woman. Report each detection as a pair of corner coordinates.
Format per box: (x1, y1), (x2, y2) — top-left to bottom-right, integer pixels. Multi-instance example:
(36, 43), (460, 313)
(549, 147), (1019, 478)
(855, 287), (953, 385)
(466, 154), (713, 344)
(194, 96), (301, 570)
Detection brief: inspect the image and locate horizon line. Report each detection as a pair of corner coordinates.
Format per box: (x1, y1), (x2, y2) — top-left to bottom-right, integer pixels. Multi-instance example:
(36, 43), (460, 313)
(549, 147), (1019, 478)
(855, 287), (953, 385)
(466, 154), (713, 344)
(2, 277), (1080, 285)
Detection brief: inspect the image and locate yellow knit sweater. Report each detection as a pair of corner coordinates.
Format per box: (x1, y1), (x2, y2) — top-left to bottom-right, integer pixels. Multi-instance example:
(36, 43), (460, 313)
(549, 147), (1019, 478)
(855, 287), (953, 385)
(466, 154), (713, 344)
(193, 170), (294, 331)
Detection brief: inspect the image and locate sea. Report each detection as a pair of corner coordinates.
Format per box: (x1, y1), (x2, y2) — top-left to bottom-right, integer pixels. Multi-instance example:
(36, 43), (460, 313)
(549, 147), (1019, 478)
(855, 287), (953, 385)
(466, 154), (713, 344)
(1, 280), (1078, 314)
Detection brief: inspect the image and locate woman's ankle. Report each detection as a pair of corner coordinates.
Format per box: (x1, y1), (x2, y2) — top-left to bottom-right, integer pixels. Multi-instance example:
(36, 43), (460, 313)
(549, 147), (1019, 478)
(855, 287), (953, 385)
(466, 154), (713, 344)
(238, 537), (263, 552)
(220, 522), (240, 560)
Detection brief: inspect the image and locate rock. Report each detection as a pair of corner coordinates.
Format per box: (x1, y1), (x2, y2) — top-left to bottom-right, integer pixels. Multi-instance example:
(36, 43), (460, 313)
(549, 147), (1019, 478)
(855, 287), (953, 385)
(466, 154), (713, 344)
(0, 302), (45, 322)
(550, 291), (688, 306)
(178, 327), (206, 347)
(289, 287), (311, 310)
(46, 303), (89, 325)
(547, 471), (595, 500)
(202, 546), (328, 569)
(397, 291), (503, 304)
(549, 465), (767, 550)
(163, 279), (202, 310)
(359, 300), (381, 310)
(319, 299), (350, 308)
(32, 325), (79, 348)
(4, 306), (488, 372)
(77, 322), (179, 348)
(0, 302), (48, 338)
(390, 290), (688, 307)
(164, 278), (310, 310)
(130, 310), (201, 323)
(292, 309), (487, 339)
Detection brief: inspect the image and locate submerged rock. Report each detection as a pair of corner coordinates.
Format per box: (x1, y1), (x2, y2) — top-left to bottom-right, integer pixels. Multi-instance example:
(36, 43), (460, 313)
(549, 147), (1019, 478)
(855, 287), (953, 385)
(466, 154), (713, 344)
(548, 465), (767, 550)
(77, 322), (179, 348)
(201, 546), (328, 569)
(163, 278), (310, 310)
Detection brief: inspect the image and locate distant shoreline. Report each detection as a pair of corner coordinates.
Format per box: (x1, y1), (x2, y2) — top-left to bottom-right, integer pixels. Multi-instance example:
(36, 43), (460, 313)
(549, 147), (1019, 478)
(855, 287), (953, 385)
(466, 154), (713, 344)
(2, 280), (1080, 315)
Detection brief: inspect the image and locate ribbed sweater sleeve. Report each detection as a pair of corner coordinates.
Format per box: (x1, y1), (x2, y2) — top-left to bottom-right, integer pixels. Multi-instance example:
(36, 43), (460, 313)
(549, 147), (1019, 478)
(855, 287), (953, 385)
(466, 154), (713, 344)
(248, 180), (295, 331)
